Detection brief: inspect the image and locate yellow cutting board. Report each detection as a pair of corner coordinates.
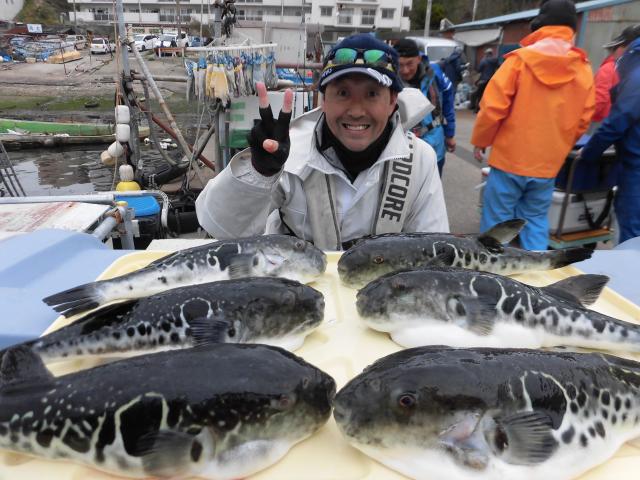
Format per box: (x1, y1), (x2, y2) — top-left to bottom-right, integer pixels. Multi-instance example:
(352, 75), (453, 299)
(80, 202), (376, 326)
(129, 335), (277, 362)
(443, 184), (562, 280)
(1, 252), (639, 480)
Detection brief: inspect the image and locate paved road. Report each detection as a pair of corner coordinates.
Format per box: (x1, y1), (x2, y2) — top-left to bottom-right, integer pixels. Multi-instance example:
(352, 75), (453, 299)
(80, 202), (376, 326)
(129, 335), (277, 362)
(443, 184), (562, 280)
(441, 109), (484, 234)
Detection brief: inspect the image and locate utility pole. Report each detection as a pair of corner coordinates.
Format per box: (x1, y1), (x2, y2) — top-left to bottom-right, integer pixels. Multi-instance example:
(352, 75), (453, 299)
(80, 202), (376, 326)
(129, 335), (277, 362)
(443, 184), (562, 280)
(423, 0), (432, 37)
(72, 0), (77, 30)
(176, 0), (182, 38)
(115, 0), (131, 78)
(472, 0), (479, 21)
(200, 0), (204, 40)
(138, 0), (142, 25)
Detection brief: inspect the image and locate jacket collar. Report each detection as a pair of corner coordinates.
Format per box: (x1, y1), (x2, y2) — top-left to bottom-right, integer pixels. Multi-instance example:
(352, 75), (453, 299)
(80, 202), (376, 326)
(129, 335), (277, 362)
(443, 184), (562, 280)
(618, 37), (640, 79)
(284, 110), (409, 180)
(521, 25), (575, 47)
(519, 26), (588, 60)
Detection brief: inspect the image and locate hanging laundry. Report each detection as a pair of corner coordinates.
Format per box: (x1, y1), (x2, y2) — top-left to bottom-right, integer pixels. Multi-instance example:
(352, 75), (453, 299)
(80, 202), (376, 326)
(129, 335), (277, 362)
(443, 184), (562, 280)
(211, 63), (230, 104)
(235, 57), (247, 97)
(224, 61), (238, 98)
(252, 52), (266, 86)
(265, 51), (278, 89)
(243, 53), (255, 95)
(187, 44), (278, 102)
(184, 59), (197, 101)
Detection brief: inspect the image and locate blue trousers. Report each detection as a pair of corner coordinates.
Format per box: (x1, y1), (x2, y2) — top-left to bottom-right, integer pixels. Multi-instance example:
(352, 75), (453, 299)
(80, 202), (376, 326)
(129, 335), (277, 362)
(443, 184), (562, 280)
(481, 168), (555, 250)
(615, 194), (640, 244)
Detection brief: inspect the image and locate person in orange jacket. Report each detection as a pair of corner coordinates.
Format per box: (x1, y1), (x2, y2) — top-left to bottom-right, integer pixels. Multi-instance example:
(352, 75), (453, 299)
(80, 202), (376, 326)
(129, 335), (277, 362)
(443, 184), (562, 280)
(471, 0), (595, 250)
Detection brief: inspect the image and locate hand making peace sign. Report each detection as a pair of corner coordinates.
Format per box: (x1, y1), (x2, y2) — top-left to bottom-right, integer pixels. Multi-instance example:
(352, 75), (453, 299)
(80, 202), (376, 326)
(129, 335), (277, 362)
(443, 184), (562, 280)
(247, 82), (294, 176)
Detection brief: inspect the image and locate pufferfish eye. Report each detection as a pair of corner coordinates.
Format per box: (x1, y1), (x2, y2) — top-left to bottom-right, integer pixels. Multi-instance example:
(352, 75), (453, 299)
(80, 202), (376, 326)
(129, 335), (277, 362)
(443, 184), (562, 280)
(294, 240), (306, 251)
(493, 425), (509, 452)
(272, 394), (295, 411)
(397, 393), (416, 409)
(373, 255), (385, 264)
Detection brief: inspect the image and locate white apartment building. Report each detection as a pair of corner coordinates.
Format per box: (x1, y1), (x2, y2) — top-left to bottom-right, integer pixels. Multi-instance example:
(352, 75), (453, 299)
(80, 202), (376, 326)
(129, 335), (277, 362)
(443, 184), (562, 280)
(66, 0), (411, 33)
(1, 0), (24, 21)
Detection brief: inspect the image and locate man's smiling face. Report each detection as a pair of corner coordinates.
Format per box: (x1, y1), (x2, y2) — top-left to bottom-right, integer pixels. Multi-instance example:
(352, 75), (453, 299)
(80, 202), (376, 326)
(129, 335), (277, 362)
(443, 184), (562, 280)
(321, 74), (398, 152)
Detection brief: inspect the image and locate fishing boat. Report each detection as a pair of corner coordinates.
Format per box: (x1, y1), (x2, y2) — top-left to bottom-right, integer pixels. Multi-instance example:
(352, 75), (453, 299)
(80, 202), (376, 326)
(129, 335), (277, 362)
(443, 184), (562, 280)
(0, 118), (150, 150)
(0, 118), (115, 136)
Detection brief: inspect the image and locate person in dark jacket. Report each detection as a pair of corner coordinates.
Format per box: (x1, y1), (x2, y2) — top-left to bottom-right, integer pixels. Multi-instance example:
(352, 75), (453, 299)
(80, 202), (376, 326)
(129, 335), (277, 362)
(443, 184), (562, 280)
(441, 46), (464, 93)
(580, 26), (640, 244)
(472, 48), (500, 112)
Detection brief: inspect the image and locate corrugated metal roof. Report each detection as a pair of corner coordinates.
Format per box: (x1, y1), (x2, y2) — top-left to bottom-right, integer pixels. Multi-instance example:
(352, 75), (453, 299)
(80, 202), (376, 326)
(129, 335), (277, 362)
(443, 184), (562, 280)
(454, 28), (502, 46)
(454, 0), (635, 29)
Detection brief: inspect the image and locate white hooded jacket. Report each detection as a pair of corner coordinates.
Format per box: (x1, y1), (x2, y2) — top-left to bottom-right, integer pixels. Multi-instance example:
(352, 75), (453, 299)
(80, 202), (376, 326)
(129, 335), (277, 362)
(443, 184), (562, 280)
(195, 88), (449, 247)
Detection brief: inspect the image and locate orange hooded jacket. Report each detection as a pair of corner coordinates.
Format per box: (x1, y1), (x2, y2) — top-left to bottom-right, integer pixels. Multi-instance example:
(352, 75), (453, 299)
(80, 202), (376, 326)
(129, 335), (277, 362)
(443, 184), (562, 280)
(471, 26), (595, 178)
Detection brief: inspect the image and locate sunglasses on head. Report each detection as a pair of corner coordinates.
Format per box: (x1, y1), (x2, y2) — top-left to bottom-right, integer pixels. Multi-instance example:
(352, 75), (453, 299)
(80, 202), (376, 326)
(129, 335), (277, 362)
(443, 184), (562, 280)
(325, 48), (396, 72)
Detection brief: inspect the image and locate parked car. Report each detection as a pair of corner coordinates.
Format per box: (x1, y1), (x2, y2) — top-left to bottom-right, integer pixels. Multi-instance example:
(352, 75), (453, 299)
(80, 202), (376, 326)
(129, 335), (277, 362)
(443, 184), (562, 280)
(406, 36), (463, 63)
(153, 33), (192, 56)
(90, 37), (115, 54)
(176, 33), (191, 48)
(129, 34), (157, 52)
(66, 35), (87, 50)
(154, 33), (178, 49)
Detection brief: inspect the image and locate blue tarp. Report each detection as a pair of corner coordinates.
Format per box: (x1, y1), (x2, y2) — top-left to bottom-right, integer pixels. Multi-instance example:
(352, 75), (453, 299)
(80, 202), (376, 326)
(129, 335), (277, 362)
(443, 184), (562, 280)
(0, 229), (131, 348)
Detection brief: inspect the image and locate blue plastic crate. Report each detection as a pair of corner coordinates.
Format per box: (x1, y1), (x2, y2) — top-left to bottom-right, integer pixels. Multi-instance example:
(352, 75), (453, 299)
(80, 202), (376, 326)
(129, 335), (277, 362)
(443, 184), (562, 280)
(115, 194), (160, 217)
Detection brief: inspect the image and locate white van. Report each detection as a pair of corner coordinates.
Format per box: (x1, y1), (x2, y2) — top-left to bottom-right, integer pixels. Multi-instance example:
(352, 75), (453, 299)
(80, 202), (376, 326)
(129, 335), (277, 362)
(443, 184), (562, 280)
(407, 36), (462, 62)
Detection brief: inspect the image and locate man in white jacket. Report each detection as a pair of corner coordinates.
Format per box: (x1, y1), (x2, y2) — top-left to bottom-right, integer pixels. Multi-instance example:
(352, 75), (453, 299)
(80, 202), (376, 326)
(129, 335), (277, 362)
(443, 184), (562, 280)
(196, 33), (449, 250)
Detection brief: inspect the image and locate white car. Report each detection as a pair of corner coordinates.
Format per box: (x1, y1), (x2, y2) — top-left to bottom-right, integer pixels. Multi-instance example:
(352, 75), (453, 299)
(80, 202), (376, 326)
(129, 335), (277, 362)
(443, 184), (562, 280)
(154, 33), (178, 49)
(66, 34), (87, 50)
(407, 36), (463, 63)
(90, 37), (116, 54)
(130, 34), (157, 52)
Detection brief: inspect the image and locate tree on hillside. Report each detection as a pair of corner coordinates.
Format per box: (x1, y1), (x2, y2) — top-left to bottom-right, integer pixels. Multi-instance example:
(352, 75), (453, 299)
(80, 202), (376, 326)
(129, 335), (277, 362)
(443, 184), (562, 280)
(16, 0), (70, 24)
(410, 1), (446, 32)
(410, 0), (543, 30)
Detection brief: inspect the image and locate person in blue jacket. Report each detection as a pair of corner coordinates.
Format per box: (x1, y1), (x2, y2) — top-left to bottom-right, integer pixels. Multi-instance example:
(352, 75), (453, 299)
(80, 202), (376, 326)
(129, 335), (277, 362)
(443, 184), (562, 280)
(580, 26), (640, 244)
(395, 38), (456, 176)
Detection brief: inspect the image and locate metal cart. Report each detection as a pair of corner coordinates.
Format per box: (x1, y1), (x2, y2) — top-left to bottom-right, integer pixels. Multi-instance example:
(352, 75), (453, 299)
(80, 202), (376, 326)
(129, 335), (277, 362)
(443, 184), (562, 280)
(548, 147), (618, 249)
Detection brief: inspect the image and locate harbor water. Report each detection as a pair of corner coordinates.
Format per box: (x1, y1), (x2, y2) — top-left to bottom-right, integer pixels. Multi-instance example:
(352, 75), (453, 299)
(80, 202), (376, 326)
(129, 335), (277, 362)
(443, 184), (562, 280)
(6, 145), (180, 196)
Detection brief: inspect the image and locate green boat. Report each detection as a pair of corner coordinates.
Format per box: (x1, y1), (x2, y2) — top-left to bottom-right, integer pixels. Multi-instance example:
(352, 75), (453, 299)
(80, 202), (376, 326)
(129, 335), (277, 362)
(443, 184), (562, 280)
(0, 118), (115, 136)
(0, 118), (149, 150)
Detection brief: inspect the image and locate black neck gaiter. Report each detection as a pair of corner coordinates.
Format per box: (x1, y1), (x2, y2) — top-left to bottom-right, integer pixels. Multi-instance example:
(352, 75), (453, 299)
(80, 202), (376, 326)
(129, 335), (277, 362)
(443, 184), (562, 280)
(407, 62), (426, 89)
(320, 120), (393, 183)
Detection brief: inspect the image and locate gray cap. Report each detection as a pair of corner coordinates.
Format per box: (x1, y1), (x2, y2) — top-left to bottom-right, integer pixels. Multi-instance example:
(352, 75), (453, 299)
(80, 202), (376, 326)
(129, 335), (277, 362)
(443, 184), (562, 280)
(603, 24), (640, 49)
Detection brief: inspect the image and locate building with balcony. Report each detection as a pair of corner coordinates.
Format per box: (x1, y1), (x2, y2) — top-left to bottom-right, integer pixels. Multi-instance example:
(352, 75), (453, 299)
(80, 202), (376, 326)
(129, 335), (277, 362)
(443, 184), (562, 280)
(1, 0), (24, 21)
(66, 0), (411, 35)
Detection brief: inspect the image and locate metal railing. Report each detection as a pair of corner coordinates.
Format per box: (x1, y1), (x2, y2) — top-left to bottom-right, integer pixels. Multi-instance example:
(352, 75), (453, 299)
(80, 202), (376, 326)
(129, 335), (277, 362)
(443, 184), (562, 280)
(0, 141), (26, 198)
(0, 190), (170, 248)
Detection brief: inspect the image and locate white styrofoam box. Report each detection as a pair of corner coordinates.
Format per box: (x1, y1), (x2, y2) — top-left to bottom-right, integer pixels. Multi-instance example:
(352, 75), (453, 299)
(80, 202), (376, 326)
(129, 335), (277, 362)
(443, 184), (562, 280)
(548, 190), (611, 233)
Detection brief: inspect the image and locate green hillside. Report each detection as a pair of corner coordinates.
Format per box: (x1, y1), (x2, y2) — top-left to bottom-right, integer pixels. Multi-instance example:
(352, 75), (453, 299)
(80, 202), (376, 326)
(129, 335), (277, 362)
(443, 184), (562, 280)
(15, 0), (69, 24)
